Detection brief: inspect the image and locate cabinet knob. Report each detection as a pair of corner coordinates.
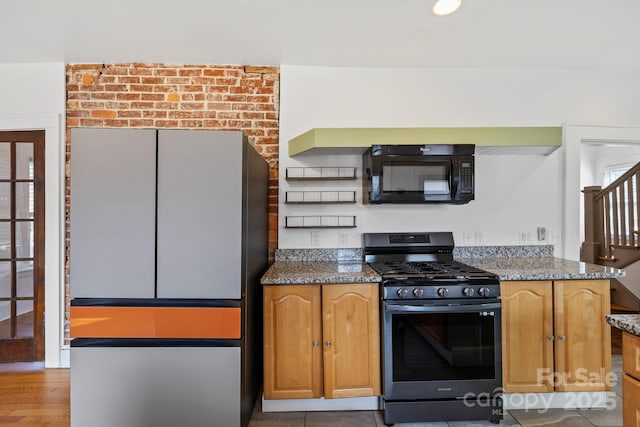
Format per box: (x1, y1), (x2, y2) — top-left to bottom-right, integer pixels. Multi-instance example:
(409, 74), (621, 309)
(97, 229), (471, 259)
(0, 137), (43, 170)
(558, 335), (567, 341)
(547, 336), (555, 341)
(312, 341), (319, 347)
(325, 341), (332, 347)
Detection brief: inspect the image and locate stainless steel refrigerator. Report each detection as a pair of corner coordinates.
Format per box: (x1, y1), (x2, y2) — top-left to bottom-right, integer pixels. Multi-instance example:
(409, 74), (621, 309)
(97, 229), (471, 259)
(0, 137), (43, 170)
(69, 128), (268, 427)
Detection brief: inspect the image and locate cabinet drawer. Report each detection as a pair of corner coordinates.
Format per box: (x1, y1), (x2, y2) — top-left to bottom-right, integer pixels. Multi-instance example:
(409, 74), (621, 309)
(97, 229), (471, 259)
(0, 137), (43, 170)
(623, 332), (640, 380)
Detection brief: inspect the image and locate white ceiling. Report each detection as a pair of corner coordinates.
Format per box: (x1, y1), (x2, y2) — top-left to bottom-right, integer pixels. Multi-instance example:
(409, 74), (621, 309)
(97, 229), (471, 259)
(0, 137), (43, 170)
(4, 0), (640, 69)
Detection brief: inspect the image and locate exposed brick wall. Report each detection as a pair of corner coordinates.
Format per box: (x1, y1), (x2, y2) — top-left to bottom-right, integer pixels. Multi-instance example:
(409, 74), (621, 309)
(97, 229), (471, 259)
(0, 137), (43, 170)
(65, 63), (280, 343)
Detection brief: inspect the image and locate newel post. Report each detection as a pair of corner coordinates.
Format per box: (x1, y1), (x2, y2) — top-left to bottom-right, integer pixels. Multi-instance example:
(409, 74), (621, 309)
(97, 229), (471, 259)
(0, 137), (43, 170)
(581, 186), (603, 263)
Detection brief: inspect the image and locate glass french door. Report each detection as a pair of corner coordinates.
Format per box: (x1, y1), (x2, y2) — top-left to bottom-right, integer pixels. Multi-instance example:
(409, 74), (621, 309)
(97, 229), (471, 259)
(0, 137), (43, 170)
(0, 130), (45, 362)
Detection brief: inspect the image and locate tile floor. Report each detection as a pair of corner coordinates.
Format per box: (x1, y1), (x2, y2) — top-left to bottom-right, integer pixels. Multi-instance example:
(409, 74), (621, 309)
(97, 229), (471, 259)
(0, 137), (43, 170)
(249, 355), (624, 427)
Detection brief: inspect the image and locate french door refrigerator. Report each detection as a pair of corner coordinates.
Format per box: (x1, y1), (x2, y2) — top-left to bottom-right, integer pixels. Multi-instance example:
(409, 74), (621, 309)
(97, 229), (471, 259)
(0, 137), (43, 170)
(69, 128), (268, 427)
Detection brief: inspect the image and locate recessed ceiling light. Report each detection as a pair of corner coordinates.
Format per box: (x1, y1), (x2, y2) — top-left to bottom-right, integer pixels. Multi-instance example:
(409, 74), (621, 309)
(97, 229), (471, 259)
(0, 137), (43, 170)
(433, 0), (462, 16)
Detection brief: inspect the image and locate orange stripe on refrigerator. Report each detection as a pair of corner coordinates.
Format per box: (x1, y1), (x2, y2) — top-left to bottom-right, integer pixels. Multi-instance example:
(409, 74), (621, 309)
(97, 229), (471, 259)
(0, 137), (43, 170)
(70, 306), (241, 339)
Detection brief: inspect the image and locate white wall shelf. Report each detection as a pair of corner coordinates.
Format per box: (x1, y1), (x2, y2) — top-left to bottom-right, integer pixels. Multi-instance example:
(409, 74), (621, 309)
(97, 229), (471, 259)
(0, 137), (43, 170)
(285, 167), (357, 181)
(285, 215), (357, 229)
(285, 191), (357, 204)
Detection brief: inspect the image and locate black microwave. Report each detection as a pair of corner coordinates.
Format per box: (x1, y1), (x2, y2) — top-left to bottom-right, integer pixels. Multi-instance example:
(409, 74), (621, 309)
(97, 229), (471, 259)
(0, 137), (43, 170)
(363, 144), (475, 204)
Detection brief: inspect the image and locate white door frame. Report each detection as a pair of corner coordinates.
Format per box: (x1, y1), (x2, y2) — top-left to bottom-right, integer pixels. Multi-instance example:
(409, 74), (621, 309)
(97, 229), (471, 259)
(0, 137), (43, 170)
(0, 114), (65, 368)
(564, 123), (640, 261)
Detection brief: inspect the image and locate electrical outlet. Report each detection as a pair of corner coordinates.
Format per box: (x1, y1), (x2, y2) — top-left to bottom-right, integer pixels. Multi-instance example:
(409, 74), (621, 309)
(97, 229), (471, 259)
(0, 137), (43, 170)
(519, 230), (531, 244)
(338, 232), (348, 246)
(537, 226), (547, 242)
(475, 231), (484, 245)
(310, 231), (320, 246)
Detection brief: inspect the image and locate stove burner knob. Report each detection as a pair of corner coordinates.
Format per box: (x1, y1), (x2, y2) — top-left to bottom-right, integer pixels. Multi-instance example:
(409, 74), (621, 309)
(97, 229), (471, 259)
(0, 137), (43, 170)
(478, 287), (491, 297)
(412, 288), (424, 298)
(437, 287), (449, 298)
(397, 288), (410, 298)
(463, 287), (475, 297)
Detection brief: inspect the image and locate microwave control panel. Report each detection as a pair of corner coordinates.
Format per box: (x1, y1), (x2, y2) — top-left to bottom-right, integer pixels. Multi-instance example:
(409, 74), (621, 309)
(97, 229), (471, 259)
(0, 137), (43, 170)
(459, 161), (473, 194)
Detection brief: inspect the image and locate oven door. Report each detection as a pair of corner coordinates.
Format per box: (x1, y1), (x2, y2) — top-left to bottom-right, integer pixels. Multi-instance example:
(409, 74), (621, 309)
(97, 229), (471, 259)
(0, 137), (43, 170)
(382, 299), (502, 401)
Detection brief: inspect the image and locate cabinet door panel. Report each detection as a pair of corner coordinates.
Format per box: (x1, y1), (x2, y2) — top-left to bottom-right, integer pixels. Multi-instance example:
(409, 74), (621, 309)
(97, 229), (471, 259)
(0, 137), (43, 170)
(623, 332), (640, 380)
(70, 128), (157, 298)
(322, 284), (380, 398)
(554, 280), (611, 392)
(501, 281), (554, 393)
(263, 286), (322, 399)
(623, 374), (640, 427)
(156, 130), (243, 299)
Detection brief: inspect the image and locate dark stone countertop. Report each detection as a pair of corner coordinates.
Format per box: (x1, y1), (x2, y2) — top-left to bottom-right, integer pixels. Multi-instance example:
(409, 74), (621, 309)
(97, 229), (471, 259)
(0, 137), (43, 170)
(606, 314), (640, 337)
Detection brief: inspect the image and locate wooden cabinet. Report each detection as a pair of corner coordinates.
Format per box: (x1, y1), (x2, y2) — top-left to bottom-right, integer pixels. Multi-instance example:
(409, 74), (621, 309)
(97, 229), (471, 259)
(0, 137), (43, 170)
(263, 283), (380, 400)
(501, 279), (611, 393)
(622, 332), (640, 427)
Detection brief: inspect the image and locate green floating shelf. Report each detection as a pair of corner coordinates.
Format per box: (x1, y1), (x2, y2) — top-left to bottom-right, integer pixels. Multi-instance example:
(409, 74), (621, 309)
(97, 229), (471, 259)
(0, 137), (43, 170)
(288, 127), (562, 156)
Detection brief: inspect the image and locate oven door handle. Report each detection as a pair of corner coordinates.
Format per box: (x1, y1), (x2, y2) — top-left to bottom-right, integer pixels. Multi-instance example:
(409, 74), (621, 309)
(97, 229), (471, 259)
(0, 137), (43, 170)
(384, 302), (501, 313)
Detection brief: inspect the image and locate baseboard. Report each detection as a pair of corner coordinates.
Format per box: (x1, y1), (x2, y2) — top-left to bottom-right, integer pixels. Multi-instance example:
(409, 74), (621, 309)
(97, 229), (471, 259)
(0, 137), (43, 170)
(59, 347), (70, 368)
(262, 395), (379, 412)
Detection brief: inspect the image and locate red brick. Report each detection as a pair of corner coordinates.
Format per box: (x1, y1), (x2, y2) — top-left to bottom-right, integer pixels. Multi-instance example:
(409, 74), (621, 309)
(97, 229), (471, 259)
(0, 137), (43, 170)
(141, 77), (165, 84)
(203, 69), (226, 77)
(140, 94), (164, 101)
(103, 119), (129, 127)
(91, 92), (116, 100)
(117, 93), (141, 101)
(182, 85), (204, 92)
(208, 85), (230, 93)
(90, 110), (116, 119)
(104, 84), (128, 92)
(154, 69), (177, 76)
(203, 120), (229, 127)
(155, 120), (180, 127)
(180, 120), (204, 128)
(118, 111), (142, 118)
(131, 101), (155, 109)
(143, 110), (168, 118)
(130, 84), (154, 92)
(129, 119), (155, 127)
(168, 111), (205, 119)
(229, 86), (255, 94)
(118, 76), (141, 84)
(129, 68), (154, 76)
(178, 69), (202, 77)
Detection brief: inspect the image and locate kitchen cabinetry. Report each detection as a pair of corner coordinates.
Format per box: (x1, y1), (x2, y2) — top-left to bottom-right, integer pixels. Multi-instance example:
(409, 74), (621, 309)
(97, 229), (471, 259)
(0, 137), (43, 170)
(622, 332), (640, 427)
(501, 280), (611, 393)
(263, 283), (380, 400)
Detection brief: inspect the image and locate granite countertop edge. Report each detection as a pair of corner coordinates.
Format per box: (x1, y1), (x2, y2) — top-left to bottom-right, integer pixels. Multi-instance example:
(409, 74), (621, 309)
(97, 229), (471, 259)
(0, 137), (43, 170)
(261, 247), (625, 285)
(606, 314), (640, 337)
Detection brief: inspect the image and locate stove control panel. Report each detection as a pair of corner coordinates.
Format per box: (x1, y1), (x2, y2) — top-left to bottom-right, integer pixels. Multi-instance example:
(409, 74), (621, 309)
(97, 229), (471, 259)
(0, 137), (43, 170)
(384, 283), (500, 300)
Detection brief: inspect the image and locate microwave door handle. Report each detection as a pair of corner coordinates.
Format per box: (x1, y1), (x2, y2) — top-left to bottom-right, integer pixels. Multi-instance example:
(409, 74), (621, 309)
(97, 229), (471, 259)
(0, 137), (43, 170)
(385, 302), (501, 313)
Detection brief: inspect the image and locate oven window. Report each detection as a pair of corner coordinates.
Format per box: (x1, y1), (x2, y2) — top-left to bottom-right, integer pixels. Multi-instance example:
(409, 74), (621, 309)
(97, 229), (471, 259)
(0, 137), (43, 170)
(382, 164), (449, 195)
(391, 312), (495, 381)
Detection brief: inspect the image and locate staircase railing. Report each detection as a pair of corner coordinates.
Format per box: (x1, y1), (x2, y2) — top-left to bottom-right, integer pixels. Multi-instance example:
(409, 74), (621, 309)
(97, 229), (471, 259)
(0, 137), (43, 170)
(582, 162), (640, 266)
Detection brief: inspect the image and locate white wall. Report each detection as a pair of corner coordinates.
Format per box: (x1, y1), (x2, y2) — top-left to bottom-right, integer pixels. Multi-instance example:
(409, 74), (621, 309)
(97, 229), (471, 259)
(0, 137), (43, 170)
(279, 66), (640, 257)
(0, 62), (66, 367)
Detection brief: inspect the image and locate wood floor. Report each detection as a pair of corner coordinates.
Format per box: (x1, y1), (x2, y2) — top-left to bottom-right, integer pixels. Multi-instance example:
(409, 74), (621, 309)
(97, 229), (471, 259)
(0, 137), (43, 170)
(0, 363), (69, 426)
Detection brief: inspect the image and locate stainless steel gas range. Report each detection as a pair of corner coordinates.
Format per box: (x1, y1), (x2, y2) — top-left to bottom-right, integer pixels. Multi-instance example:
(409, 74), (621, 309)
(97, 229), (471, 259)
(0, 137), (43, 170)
(364, 232), (503, 426)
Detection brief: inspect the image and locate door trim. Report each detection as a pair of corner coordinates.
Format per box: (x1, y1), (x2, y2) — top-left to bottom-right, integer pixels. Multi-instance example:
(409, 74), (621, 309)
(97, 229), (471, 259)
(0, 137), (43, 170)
(0, 114), (64, 367)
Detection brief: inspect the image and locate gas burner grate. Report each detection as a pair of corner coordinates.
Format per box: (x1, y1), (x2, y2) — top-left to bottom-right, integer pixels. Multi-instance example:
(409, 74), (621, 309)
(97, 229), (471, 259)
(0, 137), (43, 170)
(369, 260), (497, 280)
